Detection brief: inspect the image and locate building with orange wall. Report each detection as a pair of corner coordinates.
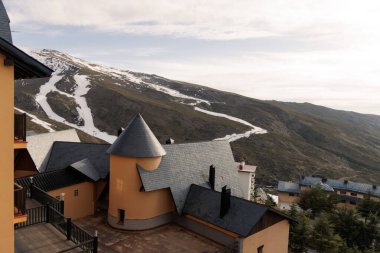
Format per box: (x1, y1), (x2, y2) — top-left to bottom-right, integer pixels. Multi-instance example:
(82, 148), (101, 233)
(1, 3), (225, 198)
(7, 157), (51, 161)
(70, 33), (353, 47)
(16, 114), (291, 252)
(0, 0), (52, 251)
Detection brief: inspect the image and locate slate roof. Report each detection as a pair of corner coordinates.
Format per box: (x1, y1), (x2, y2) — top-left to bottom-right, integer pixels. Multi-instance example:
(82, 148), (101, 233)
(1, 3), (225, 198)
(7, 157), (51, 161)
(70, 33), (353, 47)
(70, 158), (100, 181)
(27, 129), (80, 171)
(107, 114), (166, 158)
(300, 176), (380, 197)
(138, 140), (243, 214)
(0, 37), (53, 79)
(277, 181), (300, 194)
(0, 0), (12, 43)
(183, 184), (288, 237)
(45, 142), (110, 180)
(16, 168), (90, 192)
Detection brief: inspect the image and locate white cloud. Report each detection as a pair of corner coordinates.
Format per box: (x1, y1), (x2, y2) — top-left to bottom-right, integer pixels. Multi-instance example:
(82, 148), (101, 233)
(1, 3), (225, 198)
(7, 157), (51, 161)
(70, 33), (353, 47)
(5, 0), (380, 41)
(6, 0), (380, 114)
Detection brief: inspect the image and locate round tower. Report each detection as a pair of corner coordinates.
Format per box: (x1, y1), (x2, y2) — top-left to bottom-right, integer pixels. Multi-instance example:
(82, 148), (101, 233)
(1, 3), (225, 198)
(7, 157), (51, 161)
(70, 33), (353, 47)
(107, 114), (175, 230)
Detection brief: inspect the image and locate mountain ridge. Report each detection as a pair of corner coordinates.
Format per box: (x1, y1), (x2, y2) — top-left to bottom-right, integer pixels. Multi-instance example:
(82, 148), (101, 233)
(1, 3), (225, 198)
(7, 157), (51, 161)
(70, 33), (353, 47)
(15, 49), (380, 185)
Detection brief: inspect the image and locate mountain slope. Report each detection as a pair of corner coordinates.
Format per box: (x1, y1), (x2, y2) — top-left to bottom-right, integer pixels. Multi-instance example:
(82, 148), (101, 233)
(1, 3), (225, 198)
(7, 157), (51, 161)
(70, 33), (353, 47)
(14, 49), (380, 185)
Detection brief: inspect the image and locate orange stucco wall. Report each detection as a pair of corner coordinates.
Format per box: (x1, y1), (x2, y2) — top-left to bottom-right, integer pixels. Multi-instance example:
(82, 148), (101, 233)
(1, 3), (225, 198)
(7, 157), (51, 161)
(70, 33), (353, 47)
(0, 53), (15, 253)
(108, 155), (175, 220)
(48, 182), (95, 219)
(242, 219), (289, 253)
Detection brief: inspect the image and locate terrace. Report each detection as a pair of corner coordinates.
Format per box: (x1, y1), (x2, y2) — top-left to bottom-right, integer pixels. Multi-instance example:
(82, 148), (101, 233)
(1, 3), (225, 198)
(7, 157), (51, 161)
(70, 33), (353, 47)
(14, 184), (98, 253)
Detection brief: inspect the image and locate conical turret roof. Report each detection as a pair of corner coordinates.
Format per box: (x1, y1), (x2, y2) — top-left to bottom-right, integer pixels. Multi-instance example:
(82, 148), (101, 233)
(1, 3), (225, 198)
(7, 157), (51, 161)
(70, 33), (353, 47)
(0, 0), (12, 43)
(107, 114), (166, 158)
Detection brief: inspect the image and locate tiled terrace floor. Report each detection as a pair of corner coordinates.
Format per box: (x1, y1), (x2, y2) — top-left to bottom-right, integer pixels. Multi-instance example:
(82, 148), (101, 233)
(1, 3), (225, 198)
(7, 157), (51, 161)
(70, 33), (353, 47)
(75, 213), (225, 253)
(15, 223), (81, 253)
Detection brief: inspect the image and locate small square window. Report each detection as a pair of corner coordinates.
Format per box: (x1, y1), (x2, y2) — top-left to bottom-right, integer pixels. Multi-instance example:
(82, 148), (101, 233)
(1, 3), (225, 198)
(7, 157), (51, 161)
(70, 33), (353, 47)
(257, 245), (264, 253)
(289, 193), (295, 196)
(350, 192), (357, 197)
(74, 189), (79, 196)
(340, 191), (346, 194)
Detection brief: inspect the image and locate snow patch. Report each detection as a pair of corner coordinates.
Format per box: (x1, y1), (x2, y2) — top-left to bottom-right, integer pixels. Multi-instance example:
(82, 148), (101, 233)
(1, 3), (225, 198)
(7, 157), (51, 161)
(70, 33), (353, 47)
(146, 83), (210, 105)
(194, 107), (267, 142)
(35, 72), (116, 143)
(14, 107), (55, 132)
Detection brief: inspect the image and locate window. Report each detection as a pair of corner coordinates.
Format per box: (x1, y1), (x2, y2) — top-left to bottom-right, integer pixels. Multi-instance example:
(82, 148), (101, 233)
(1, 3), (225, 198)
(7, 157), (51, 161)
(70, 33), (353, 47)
(55, 196), (60, 200)
(74, 189), (79, 197)
(350, 192), (357, 197)
(350, 201), (356, 205)
(257, 245), (264, 253)
(289, 193), (295, 196)
(340, 191), (346, 194)
(118, 209), (125, 225)
(340, 200), (346, 203)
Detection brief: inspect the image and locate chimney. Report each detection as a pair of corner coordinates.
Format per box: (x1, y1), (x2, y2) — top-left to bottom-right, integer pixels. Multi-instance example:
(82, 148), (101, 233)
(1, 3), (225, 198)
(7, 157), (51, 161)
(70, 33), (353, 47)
(166, 137), (175, 144)
(239, 161), (245, 170)
(322, 177), (327, 183)
(373, 185), (377, 190)
(220, 185), (231, 218)
(117, 127), (124, 136)
(209, 165), (215, 191)
(344, 180), (348, 184)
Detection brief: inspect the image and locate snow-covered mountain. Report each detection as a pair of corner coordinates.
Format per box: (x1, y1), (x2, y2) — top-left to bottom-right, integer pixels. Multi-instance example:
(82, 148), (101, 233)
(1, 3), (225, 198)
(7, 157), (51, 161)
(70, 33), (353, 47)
(15, 49), (380, 185)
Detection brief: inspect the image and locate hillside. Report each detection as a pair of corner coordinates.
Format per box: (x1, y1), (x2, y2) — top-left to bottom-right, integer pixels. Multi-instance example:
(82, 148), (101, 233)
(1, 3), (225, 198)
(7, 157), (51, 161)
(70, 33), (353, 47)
(14, 49), (380, 185)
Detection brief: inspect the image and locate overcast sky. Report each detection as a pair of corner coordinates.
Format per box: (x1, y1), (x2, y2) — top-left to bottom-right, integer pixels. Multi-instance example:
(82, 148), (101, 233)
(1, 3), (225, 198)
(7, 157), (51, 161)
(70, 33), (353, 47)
(5, 0), (380, 115)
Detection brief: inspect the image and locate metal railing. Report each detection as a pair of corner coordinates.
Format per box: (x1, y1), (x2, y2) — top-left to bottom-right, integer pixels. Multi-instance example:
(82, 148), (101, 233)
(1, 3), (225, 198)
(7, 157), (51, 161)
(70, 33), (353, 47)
(15, 185), (98, 253)
(14, 183), (26, 216)
(30, 185), (64, 214)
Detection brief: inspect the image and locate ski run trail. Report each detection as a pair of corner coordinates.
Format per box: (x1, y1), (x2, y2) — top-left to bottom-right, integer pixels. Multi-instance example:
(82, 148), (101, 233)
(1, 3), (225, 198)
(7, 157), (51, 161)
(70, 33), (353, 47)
(30, 50), (267, 144)
(35, 72), (117, 143)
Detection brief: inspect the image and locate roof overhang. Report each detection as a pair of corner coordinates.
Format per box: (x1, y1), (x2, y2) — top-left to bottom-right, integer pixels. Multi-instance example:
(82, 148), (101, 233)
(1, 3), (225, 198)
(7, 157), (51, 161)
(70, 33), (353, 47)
(0, 37), (53, 79)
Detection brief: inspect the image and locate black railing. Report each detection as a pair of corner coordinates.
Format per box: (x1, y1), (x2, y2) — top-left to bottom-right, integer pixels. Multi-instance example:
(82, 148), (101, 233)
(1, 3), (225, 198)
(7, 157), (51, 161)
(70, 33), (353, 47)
(15, 203), (98, 252)
(69, 222), (98, 252)
(30, 185), (64, 214)
(14, 183), (26, 216)
(48, 204), (67, 235)
(14, 113), (26, 141)
(15, 205), (46, 228)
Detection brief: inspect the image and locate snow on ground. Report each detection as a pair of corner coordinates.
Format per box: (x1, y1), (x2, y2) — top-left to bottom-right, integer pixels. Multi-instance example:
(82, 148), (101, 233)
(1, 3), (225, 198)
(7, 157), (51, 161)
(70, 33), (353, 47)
(30, 49), (266, 144)
(194, 107), (267, 142)
(35, 72), (117, 143)
(146, 83), (210, 105)
(14, 107), (55, 132)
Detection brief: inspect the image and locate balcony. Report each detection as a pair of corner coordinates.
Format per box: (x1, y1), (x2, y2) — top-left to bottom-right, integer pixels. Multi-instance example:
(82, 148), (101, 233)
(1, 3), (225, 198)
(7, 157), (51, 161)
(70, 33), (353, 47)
(14, 113), (27, 149)
(14, 183), (27, 224)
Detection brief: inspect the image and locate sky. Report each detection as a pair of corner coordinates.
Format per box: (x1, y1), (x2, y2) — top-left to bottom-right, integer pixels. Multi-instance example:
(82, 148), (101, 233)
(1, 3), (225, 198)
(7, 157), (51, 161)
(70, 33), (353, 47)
(4, 0), (380, 115)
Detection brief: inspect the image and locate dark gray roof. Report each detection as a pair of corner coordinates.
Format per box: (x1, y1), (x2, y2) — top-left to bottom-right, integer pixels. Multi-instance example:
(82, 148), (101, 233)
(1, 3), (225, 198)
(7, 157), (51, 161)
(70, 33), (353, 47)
(277, 181), (300, 194)
(107, 114), (166, 158)
(70, 158), (100, 181)
(0, 0), (12, 43)
(138, 140), (243, 214)
(16, 168), (90, 192)
(183, 184), (288, 237)
(45, 142), (110, 180)
(0, 37), (53, 79)
(300, 176), (380, 197)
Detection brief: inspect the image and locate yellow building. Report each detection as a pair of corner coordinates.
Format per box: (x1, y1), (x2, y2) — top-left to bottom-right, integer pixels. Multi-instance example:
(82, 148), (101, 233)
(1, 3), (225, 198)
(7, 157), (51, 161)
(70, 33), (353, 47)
(0, 1), (52, 250)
